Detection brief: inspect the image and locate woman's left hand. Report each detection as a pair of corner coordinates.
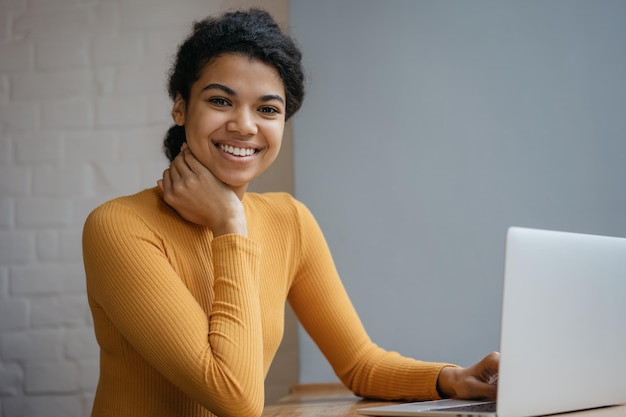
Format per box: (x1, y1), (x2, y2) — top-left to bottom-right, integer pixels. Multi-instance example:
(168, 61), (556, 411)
(437, 351), (500, 400)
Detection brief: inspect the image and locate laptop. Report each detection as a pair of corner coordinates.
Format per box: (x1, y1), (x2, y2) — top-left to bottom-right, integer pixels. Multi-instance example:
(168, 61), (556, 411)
(359, 227), (626, 417)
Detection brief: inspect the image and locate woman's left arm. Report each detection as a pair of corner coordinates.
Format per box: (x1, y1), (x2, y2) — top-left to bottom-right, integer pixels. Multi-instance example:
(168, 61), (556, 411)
(287, 201), (498, 401)
(287, 201), (450, 401)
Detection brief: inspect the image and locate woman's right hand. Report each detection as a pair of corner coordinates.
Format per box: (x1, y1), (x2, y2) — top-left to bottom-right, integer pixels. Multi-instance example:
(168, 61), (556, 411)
(158, 144), (247, 237)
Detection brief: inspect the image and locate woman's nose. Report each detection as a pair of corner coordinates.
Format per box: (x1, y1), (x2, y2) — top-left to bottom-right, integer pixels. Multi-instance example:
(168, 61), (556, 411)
(227, 108), (258, 135)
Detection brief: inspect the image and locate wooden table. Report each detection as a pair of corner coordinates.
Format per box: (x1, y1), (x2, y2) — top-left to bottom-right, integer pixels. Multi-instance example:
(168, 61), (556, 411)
(261, 383), (626, 417)
(261, 383), (396, 417)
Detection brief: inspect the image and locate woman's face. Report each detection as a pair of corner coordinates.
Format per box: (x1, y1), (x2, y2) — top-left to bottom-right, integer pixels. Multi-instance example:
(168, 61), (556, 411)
(172, 53), (286, 197)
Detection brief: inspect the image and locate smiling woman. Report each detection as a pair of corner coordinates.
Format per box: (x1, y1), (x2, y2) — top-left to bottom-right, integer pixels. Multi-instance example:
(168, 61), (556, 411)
(81, 8), (499, 417)
(167, 54), (286, 198)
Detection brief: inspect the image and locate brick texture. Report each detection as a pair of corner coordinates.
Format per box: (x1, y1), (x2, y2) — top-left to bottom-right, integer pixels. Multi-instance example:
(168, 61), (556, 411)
(0, 1), (294, 415)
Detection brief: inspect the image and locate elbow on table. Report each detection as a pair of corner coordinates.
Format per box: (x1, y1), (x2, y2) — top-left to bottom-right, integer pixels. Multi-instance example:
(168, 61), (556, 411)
(193, 354), (266, 416)
(199, 385), (265, 417)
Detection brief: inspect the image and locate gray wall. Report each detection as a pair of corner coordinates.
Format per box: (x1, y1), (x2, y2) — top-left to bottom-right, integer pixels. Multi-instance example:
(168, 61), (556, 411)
(290, 0), (626, 383)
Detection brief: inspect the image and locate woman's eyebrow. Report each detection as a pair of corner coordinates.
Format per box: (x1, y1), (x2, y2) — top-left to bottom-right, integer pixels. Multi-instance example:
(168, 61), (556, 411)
(202, 83), (285, 105)
(259, 94), (285, 105)
(202, 83), (236, 95)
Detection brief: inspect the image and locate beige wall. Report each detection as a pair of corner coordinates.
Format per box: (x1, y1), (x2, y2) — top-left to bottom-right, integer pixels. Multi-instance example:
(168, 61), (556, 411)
(0, 1), (296, 415)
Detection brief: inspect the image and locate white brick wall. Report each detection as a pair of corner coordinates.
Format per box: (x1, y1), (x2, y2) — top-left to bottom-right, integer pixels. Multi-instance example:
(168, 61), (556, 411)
(0, 1), (291, 415)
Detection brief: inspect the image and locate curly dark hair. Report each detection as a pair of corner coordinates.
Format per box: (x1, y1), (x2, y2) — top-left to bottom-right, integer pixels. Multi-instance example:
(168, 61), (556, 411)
(163, 8), (305, 161)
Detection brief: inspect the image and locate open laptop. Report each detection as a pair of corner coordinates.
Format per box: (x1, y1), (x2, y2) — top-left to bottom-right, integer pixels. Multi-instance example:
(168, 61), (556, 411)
(359, 227), (626, 417)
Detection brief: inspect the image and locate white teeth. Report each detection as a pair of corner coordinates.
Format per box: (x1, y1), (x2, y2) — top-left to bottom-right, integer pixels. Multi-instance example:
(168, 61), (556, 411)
(219, 144), (255, 156)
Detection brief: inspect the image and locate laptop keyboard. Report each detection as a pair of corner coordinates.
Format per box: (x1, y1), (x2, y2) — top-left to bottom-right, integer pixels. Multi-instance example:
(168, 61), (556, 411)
(439, 402), (497, 413)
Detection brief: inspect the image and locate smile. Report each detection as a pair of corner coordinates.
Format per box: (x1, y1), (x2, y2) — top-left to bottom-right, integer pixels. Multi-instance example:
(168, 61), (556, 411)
(217, 143), (258, 157)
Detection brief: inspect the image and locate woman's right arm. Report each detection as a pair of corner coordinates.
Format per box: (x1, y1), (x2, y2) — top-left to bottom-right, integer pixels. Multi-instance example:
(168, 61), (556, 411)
(83, 202), (264, 417)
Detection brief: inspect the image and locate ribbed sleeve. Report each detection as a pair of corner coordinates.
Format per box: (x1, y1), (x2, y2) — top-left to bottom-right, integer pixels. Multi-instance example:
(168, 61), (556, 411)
(288, 199), (456, 401)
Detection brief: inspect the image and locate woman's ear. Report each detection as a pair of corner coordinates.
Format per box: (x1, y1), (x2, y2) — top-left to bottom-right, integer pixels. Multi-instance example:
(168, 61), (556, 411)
(171, 94), (186, 126)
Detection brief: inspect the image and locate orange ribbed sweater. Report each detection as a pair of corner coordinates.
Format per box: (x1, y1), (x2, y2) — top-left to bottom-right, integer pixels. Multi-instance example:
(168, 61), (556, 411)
(82, 188), (453, 417)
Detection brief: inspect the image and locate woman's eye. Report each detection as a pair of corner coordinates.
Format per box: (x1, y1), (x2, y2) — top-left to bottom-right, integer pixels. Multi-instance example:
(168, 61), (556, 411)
(209, 97), (230, 106)
(259, 106), (279, 114)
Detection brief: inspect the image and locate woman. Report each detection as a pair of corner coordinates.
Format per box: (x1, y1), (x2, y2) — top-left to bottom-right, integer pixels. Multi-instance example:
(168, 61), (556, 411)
(82, 8), (499, 417)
